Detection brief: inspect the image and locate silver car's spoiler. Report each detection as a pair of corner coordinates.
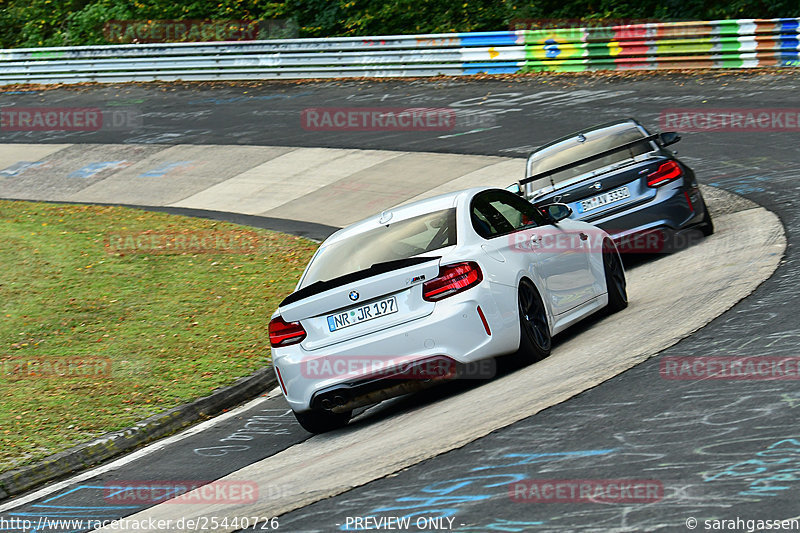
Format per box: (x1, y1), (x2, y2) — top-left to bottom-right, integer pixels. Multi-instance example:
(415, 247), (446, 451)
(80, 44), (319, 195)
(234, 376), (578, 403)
(520, 133), (660, 187)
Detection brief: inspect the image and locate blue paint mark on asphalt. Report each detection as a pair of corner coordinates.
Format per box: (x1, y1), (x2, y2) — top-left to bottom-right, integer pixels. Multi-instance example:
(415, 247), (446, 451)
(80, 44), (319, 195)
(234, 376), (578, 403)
(471, 448), (617, 471)
(0, 161), (46, 177)
(67, 161), (128, 179)
(339, 449), (617, 530)
(709, 175), (768, 194)
(138, 161), (193, 178)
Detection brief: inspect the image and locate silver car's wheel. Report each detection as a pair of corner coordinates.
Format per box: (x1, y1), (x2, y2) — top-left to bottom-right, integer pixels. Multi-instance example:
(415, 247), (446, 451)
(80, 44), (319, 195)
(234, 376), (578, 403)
(517, 280), (552, 364)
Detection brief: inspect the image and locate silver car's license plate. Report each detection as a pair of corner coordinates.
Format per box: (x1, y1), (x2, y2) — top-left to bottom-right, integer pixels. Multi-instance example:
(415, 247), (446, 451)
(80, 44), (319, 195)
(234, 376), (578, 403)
(579, 186), (631, 213)
(327, 296), (397, 332)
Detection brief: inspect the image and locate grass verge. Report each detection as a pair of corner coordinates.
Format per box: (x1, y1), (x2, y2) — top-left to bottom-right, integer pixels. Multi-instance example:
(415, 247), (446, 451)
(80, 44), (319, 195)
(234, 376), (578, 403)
(0, 200), (318, 472)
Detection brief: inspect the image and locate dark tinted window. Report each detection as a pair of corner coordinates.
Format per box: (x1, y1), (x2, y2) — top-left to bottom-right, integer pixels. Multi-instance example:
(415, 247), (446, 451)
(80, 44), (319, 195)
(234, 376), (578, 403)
(471, 190), (546, 239)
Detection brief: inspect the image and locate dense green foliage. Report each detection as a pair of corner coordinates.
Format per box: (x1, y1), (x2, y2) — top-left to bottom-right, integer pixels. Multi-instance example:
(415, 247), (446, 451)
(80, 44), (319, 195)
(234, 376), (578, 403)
(0, 0), (797, 48)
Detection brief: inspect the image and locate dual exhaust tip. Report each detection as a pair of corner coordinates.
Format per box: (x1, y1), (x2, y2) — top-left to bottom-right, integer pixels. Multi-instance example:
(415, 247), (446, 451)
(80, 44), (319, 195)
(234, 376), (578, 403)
(320, 395), (347, 410)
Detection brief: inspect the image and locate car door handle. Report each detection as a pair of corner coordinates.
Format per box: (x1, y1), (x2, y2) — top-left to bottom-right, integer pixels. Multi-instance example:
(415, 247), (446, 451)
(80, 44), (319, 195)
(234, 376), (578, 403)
(530, 234), (542, 247)
(579, 232), (588, 241)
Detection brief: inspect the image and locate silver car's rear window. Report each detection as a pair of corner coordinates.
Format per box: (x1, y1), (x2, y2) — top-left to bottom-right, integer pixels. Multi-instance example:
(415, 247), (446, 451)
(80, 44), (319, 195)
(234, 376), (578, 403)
(300, 208), (456, 287)
(527, 124), (652, 188)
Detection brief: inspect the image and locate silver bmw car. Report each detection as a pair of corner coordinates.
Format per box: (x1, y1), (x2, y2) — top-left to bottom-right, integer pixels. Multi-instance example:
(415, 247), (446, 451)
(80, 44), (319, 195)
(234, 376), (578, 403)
(269, 187), (627, 433)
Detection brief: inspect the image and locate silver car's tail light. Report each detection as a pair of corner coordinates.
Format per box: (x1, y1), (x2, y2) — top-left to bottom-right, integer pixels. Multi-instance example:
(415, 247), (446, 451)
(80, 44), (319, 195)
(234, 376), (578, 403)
(646, 161), (683, 187)
(269, 316), (307, 347)
(423, 262), (483, 302)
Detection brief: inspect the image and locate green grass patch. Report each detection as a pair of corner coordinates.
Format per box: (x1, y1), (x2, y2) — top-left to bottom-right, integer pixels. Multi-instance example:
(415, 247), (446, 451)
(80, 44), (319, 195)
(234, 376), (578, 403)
(0, 200), (318, 472)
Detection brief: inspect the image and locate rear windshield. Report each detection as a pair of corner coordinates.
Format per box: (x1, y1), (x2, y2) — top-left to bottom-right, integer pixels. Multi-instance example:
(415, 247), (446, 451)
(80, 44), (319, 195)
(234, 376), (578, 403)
(300, 208), (456, 287)
(527, 124), (653, 189)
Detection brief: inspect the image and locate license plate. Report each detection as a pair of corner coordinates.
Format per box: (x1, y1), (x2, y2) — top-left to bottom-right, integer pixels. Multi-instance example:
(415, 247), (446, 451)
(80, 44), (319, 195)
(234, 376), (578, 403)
(579, 186), (631, 213)
(327, 296), (398, 332)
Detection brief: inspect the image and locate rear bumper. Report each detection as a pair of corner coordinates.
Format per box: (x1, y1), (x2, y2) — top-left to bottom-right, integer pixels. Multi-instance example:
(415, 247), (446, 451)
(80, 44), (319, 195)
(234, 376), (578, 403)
(587, 182), (708, 252)
(272, 282), (519, 412)
(309, 355), (477, 413)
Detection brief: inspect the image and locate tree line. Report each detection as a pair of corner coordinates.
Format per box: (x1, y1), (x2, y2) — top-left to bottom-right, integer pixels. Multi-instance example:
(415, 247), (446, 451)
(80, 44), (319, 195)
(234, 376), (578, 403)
(1, 0), (795, 49)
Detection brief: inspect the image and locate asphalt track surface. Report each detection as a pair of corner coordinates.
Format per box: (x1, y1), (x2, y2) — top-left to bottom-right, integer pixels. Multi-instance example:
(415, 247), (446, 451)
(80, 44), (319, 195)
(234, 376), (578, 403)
(1, 73), (799, 532)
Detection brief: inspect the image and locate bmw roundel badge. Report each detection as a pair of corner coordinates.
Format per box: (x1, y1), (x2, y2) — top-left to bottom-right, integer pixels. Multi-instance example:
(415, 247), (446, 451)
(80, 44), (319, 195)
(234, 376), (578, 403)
(349, 290), (359, 301)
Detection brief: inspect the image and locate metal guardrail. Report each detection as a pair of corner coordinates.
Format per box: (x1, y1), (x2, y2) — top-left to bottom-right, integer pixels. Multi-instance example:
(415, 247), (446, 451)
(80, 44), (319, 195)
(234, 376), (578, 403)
(1, 18), (798, 84)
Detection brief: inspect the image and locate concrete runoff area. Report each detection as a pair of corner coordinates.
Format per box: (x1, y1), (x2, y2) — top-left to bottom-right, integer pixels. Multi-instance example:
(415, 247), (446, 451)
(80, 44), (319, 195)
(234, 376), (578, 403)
(92, 191), (785, 532)
(0, 144), (518, 226)
(260, 152), (504, 227)
(399, 158), (525, 205)
(0, 144), (71, 174)
(0, 144), (164, 201)
(171, 148), (405, 215)
(67, 144), (295, 206)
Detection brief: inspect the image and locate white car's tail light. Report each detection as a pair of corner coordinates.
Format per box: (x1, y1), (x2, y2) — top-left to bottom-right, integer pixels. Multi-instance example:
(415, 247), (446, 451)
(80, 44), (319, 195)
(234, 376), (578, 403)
(269, 316), (307, 347)
(646, 160), (683, 187)
(423, 262), (483, 302)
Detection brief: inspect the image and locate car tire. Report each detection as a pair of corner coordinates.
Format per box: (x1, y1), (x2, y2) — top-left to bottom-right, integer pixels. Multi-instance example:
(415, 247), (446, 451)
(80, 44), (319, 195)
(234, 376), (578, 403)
(293, 408), (351, 434)
(699, 199), (714, 236)
(516, 279), (552, 364)
(603, 241), (628, 313)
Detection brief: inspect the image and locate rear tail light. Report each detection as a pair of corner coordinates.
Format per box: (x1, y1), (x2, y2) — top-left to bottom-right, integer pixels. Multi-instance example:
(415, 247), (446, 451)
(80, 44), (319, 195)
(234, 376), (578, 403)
(647, 161), (683, 187)
(269, 316), (306, 347)
(423, 262), (483, 301)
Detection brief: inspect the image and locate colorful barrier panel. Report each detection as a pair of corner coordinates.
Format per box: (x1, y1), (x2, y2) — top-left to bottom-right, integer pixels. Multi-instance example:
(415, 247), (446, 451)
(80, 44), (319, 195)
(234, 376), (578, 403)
(0, 18), (798, 84)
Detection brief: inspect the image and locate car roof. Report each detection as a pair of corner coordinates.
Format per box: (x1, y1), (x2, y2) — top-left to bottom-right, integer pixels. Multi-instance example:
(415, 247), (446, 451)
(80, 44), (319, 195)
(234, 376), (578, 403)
(321, 186), (493, 246)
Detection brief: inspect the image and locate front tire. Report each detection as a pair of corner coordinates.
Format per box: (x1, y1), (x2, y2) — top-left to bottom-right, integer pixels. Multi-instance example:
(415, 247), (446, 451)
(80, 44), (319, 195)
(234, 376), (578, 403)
(603, 241), (628, 313)
(293, 408), (351, 434)
(516, 280), (552, 364)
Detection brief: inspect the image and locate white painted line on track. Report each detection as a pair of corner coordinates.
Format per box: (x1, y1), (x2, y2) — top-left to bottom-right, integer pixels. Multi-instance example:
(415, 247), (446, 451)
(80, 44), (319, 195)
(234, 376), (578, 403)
(0, 389), (282, 513)
(437, 125), (502, 138)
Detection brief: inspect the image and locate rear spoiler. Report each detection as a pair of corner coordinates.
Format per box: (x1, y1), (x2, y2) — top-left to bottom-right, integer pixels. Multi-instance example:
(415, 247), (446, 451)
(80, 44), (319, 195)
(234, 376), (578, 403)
(520, 133), (660, 187)
(280, 256), (441, 307)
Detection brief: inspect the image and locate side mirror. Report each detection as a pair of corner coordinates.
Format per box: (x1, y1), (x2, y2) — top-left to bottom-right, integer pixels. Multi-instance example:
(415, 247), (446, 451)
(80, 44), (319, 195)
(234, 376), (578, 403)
(658, 132), (681, 147)
(540, 203), (572, 223)
(506, 182), (522, 196)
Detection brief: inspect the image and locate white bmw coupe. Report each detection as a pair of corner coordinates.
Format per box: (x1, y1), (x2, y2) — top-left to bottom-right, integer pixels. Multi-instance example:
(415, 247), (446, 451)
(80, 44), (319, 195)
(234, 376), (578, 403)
(269, 187), (627, 433)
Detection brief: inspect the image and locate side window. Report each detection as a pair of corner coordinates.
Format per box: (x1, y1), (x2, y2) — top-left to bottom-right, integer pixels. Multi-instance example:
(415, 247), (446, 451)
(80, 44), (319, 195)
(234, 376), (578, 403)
(471, 190), (546, 239)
